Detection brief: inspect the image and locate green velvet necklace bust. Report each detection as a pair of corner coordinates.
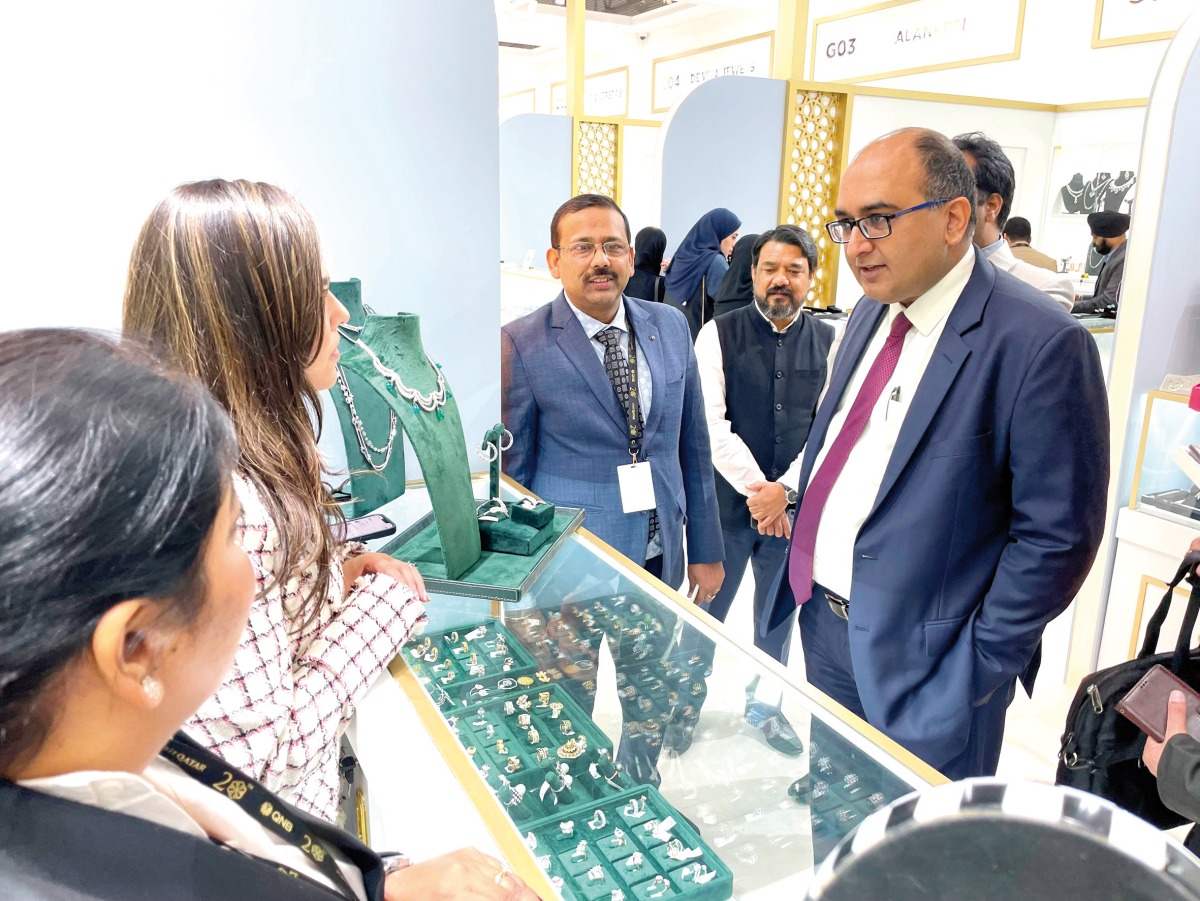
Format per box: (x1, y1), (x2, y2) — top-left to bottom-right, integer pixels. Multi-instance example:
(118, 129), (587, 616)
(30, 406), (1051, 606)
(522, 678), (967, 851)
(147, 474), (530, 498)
(338, 314), (481, 579)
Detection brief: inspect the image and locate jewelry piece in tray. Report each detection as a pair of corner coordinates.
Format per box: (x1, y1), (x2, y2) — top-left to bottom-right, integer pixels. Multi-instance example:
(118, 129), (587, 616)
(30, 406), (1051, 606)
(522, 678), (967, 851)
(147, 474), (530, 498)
(624, 851), (644, 871)
(586, 865), (606, 885)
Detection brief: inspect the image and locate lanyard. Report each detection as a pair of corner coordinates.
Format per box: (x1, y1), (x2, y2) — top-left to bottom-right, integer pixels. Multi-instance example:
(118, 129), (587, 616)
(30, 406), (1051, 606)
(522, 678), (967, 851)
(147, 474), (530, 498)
(162, 733), (360, 901)
(618, 314), (646, 462)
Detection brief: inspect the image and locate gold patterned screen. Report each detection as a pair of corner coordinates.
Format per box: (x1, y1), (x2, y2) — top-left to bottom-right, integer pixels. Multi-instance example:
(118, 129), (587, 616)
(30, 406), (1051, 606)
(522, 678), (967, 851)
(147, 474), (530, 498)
(574, 120), (620, 203)
(779, 88), (848, 309)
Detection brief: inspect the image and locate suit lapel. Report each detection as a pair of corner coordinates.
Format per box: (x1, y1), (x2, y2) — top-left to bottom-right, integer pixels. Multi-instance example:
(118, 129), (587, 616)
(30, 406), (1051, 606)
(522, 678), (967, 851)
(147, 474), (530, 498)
(799, 302), (886, 491)
(627, 299), (665, 437)
(868, 251), (991, 516)
(551, 293), (628, 433)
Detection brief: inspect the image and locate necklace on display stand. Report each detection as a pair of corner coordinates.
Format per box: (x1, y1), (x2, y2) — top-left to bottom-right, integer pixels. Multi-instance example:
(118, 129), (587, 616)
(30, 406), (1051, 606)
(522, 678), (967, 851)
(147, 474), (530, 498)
(351, 338), (451, 419)
(1061, 174), (1085, 214)
(1106, 170), (1137, 211)
(334, 366), (397, 471)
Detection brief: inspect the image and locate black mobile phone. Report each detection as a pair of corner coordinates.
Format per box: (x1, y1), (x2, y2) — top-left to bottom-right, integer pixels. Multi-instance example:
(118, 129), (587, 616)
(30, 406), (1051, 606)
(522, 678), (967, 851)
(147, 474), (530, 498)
(334, 513), (397, 543)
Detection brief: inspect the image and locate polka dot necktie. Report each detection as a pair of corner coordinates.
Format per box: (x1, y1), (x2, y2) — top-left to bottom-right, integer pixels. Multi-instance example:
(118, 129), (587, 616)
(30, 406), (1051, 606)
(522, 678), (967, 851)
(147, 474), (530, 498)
(595, 326), (659, 543)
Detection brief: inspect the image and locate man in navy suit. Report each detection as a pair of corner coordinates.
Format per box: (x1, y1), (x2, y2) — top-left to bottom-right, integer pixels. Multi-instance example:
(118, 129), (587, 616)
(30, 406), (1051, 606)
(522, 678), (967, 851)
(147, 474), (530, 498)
(503, 194), (724, 598)
(762, 128), (1109, 780)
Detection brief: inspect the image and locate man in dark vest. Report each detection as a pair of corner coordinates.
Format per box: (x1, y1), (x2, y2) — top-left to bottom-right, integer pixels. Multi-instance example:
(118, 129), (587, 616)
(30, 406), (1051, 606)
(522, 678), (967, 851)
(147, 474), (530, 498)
(694, 224), (837, 754)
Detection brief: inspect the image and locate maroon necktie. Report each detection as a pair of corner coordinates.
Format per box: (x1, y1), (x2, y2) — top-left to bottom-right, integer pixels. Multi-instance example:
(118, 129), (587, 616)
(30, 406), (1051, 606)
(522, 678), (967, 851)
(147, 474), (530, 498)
(789, 312), (913, 606)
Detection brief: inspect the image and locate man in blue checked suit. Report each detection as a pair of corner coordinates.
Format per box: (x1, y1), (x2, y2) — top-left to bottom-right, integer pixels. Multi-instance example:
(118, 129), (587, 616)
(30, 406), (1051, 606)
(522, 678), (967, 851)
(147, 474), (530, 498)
(761, 129), (1109, 782)
(502, 194), (724, 599)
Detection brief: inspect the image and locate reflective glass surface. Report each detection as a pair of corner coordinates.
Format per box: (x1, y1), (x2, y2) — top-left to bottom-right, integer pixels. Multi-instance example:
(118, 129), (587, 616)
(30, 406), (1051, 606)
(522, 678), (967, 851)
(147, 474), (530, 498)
(382, 483), (935, 900)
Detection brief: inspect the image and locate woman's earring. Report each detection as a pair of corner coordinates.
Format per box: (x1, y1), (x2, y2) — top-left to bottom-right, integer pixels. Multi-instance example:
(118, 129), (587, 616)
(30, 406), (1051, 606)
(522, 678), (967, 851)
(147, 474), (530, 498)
(141, 675), (163, 704)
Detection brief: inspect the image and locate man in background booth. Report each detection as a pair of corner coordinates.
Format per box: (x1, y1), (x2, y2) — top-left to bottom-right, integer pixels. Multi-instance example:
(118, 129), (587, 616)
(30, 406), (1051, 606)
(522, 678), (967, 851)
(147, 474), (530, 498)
(1003, 216), (1059, 272)
(1073, 211), (1130, 314)
(761, 127), (1109, 780)
(953, 132), (1076, 312)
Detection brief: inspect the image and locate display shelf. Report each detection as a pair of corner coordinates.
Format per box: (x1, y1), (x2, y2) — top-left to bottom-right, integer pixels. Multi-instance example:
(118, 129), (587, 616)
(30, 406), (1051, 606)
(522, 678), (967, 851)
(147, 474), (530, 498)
(378, 477), (941, 900)
(1129, 390), (1200, 527)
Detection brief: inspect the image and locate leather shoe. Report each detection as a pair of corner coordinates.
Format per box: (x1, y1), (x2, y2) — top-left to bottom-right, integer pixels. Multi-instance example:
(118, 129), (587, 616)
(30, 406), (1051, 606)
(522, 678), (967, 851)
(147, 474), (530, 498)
(745, 701), (805, 757)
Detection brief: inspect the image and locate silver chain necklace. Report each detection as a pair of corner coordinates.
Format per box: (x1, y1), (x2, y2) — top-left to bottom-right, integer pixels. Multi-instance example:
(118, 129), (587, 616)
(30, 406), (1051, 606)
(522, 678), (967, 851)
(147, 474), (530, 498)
(353, 338), (451, 420)
(334, 366), (397, 472)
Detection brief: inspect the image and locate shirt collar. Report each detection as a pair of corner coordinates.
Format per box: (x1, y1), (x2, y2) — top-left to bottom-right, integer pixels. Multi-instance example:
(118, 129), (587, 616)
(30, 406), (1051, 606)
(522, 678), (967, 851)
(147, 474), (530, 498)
(753, 299), (803, 333)
(981, 236), (1005, 259)
(888, 246), (975, 338)
(20, 763), (208, 840)
(568, 295), (628, 341)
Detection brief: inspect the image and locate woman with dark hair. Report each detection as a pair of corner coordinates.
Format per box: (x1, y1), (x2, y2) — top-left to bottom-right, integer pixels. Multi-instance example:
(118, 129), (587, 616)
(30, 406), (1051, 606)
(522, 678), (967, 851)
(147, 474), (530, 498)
(123, 180), (428, 823)
(0, 330), (536, 900)
(625, 225), (667, 303)
(711, 233), (759, 319)
(663, 208), (740, 340)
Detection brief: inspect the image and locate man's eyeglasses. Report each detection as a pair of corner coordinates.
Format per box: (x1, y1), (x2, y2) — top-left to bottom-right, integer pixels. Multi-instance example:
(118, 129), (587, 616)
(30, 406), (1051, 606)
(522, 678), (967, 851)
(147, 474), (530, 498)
(825, 199), (951, 244)
(555, 241), (630, 260)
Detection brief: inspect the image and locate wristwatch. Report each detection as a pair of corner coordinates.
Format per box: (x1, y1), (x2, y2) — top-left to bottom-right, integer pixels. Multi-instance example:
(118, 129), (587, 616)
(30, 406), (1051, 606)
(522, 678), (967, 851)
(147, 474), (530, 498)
(784, 486), (798, 507)
(379, 852), (412, 877)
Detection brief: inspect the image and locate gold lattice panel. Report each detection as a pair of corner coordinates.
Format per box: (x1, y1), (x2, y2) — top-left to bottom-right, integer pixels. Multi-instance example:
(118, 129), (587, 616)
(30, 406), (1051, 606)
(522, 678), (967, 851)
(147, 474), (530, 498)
(575, 120), (619, 202)
(780, 88), (848, 309)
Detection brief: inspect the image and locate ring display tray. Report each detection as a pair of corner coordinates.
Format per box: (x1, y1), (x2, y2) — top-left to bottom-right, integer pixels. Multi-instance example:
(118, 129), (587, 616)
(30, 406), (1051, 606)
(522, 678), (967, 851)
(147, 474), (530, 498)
(525, 785), (733, 901)
(447, 681), (630, 824)
(403, 622), (540, 704)
(378, 503), (585, 601)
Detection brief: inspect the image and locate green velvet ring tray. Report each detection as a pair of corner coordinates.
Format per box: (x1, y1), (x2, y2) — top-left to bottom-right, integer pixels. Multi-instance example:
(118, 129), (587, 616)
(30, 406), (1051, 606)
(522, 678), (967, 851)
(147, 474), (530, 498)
(524, 785), (733, 901)
(510, 500), (555, 529)
(402, 621), (539, 705)
(379, 503), (584, 602)
(451, 683), (631, 825)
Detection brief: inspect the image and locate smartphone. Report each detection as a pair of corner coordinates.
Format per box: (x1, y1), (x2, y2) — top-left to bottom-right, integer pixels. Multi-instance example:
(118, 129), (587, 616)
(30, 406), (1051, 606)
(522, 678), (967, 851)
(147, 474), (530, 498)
(333, 513), (397, 544)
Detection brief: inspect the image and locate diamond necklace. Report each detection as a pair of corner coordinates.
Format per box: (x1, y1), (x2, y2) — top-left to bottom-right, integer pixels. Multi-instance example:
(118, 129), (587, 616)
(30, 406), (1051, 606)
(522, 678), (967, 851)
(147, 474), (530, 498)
(335, 366), (397, 472)
(353, 338), (451, 420)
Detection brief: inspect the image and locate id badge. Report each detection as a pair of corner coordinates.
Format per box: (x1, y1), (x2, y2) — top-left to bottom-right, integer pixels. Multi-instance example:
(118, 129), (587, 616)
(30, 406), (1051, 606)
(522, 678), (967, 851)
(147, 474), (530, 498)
(617, 460), (656, 513)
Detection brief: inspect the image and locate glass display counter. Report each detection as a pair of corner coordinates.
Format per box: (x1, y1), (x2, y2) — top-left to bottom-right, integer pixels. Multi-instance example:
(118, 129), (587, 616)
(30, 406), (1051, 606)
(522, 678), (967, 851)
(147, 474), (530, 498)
(1129, 389), (1200, 526)
(382, 477), (941, 901)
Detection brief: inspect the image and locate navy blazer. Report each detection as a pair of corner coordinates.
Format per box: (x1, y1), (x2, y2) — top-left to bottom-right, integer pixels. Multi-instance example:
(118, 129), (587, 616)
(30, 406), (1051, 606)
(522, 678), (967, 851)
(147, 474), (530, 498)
(761, 250), (1109, 770)
(502, 293), (723, 588)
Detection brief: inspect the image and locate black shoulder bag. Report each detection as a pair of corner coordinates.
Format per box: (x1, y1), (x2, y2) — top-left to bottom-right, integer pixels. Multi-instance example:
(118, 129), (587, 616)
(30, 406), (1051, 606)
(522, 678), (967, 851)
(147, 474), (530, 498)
(1056, 550), (1200, 829)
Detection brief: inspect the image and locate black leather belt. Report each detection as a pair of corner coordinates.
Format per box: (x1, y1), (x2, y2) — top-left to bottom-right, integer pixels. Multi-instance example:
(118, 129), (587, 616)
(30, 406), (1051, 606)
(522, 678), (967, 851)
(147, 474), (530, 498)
(818, 584), (850, 620)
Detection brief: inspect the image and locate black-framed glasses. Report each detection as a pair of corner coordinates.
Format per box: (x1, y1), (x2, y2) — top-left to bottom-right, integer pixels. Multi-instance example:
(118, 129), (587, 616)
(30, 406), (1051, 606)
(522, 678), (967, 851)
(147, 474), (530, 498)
(555, 241), (630, 260)
(825, 199), (951, 244)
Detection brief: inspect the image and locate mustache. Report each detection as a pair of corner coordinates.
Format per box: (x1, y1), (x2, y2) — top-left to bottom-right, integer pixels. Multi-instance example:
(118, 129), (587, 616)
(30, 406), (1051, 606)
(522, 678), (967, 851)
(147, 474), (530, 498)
(766, 287), (794, 300)
(587, 267), (618, 281)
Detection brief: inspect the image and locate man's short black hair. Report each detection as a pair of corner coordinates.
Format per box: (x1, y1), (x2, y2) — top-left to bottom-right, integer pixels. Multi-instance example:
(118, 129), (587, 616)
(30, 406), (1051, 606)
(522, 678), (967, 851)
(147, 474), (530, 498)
(952, 131), (1015, 230)
(550, 194), (632, 248)
(752, 225), (818, 273)
(1003, 216), (1033, 242)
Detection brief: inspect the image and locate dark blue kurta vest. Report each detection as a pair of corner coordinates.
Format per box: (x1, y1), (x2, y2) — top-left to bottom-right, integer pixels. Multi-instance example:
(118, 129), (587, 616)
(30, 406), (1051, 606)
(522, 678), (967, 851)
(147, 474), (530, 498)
(713, 305), (834, 530)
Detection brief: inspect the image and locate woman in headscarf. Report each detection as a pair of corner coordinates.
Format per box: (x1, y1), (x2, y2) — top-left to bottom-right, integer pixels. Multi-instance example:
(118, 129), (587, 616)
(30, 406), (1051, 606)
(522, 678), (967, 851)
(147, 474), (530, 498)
(663, 208), (740, 340)
(712, 233), (759, 319)
(625, 226), (667, 303)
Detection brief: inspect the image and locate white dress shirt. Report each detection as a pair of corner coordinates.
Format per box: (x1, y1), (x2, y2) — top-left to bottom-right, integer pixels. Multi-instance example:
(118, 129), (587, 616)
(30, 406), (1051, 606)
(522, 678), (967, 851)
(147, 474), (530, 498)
(567, 294), (660, 558)
(22, 759), (368, 900)
(985, 237), (1075, 312)
(695, 304), (841, 495)
(809, 248), (975, 599)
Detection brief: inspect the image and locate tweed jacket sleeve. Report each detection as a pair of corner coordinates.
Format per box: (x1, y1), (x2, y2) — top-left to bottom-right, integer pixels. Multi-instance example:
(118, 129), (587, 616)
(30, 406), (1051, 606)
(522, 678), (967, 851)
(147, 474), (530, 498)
(185, 473), (426, 822)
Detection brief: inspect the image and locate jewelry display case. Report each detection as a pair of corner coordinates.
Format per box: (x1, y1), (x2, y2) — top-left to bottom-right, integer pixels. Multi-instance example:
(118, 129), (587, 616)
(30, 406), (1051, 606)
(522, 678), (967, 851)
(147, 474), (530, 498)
(1128, 389), (1200, 525)
(380, 477), (940, 901)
